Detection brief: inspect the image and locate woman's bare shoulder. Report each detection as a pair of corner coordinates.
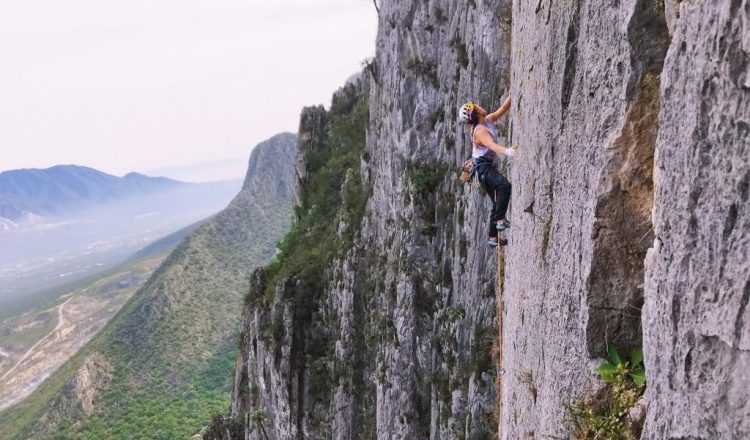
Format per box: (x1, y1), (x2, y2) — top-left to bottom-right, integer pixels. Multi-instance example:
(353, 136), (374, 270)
(473, 124), (490, 136)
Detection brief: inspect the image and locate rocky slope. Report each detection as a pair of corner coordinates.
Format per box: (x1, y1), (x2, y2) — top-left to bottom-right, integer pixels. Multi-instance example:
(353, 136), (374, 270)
(31, 353), (114, 438)
(0, 133), (298, 439)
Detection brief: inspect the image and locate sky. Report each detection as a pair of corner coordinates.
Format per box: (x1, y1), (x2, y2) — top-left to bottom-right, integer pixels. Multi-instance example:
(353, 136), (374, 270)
(0, 0), (377, 176)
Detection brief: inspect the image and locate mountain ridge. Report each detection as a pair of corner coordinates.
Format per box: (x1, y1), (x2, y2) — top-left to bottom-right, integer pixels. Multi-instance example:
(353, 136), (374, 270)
(0, 165), (185, 221)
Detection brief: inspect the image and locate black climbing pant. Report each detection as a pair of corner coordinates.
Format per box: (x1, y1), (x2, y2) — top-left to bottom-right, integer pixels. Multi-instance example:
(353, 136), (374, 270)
(477, 164), (511, 239)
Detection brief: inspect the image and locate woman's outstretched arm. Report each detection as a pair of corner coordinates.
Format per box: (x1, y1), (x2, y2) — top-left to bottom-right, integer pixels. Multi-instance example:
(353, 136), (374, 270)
(475, 126), (515, 157)
(487, 95), (512, 122)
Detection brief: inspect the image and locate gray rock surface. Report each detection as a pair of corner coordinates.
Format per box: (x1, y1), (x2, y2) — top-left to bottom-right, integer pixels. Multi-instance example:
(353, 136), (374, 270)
(30, 353), (113, 437)
(363, 1), (511, 438)
(643, 1), (750, 438)
(504, 0), (748, 438)
(503, 0), (668, 437)
(227, 1), (513, 439)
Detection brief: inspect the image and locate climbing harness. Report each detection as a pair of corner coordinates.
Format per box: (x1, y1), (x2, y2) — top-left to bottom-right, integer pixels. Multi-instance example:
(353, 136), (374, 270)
(459, 149), (496, 181)
(472, 156), (497, 186)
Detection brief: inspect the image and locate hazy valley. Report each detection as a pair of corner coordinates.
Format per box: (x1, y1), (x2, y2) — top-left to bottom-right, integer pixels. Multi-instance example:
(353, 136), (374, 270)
(0, 174), (242, 318)
(0, 253), (166, 412)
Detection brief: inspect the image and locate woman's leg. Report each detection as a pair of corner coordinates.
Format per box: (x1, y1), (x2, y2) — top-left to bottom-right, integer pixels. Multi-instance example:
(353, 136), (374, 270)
(483, 168), (512, 237)
(496, 173), (512, 221)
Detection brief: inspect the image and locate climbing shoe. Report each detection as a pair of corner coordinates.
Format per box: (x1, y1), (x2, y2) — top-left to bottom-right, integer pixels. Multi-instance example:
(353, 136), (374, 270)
(496, 219), (511, 231)
(487, 237), (508, 248)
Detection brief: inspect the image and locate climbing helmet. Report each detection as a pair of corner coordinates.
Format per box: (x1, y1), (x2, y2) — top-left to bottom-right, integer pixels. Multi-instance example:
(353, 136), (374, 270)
(458, 102), (478, 124)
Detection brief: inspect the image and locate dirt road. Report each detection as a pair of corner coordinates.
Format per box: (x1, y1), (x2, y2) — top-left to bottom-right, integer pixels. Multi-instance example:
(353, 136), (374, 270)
(0, 296), (73, 383)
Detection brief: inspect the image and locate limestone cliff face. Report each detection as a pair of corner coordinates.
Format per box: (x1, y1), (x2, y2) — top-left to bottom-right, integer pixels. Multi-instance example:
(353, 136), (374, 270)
(225, 1), (513, 439)
(362, 1), (511, 438)
(504, 0), (748, 438)
(223, 0), (749, 439)
(503, 0), (669, 436)
(643, 1), (750, 437)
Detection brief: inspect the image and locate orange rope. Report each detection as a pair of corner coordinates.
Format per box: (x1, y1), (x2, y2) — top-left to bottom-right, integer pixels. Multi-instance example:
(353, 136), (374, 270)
(494, 189), (506, 439)
(496, 237), (505, 439)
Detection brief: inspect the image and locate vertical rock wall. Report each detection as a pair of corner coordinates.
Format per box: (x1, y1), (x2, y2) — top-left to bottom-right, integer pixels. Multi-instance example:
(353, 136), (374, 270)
(504, 0), (668, 437)
(227, 1), (514, 439)
(643, 1), (750, 438)
(365, 1), (511, 438)
(505, 0), (749, 438)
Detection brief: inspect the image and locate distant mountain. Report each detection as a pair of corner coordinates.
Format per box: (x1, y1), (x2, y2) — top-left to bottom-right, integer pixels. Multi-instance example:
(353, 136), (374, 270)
(0, 165), (185, 221)
(0, 133), (298, 439)
(145, 158), (248, 183)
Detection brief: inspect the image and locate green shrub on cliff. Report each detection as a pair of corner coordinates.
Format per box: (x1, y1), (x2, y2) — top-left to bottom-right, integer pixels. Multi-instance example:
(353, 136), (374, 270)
(260, 81), (370, 300)
(568, 345), (646, 439)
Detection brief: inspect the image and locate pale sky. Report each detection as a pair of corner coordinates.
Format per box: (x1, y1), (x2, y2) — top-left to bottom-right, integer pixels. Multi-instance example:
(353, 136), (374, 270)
(0, 0), (377, 175)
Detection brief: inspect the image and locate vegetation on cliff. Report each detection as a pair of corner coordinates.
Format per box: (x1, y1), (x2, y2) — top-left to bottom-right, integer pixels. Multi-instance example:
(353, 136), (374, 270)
(258, 81), (370, 301)
(206, 79), (370, 439)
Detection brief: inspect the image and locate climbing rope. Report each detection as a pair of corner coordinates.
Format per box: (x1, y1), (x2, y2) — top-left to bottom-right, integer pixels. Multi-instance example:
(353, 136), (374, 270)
(496, 208), (506, 439)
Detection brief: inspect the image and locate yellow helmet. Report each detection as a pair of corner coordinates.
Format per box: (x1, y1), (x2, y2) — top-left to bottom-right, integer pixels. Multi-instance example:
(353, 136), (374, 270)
(458, 102), (478, 124)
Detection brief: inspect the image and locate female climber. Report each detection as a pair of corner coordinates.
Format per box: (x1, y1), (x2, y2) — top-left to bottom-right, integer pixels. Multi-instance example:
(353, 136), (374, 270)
(458, 96), (515, 247)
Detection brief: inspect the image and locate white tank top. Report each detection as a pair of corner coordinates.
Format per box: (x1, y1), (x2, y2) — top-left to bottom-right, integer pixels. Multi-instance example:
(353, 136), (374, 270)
(471, 120), (498, 159)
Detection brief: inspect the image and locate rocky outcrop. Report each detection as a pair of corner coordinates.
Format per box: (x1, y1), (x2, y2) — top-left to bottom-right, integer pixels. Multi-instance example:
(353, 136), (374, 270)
(113, 133), (298, 368)
(31, 353), (114, 436)
(642, 1), (750, 437)
(222, 82), (376, 440)
(360, 2), (512, 438)
(243, 133), (297, 202)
